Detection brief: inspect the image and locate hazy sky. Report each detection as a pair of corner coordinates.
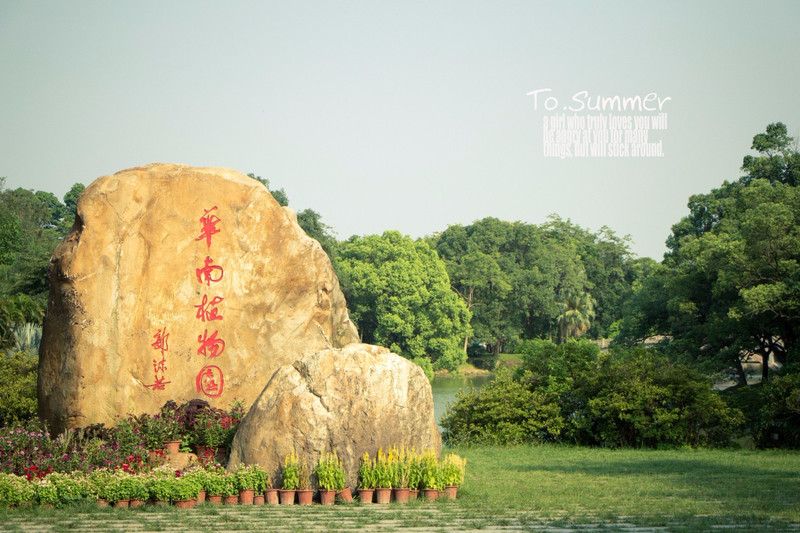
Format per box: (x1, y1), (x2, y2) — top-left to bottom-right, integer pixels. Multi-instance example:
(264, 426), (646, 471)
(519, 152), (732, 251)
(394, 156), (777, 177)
(2, 1), (799, 259)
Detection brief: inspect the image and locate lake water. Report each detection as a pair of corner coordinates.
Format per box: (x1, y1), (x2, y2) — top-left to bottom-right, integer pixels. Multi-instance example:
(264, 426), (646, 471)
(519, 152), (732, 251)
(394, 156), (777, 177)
(431, 373), (494, 430)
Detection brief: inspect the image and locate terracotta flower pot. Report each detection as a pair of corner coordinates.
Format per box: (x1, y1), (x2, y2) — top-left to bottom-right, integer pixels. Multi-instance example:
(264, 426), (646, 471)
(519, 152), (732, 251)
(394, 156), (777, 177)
(409, 489), (419, 500)
(393, 488), (410, 503)
(278, 489), (295, 505)
(197, 490), (206, 503)
(319, 489), (336, 505)
(114, 499), (130, 509)
(265, 488), (279, 505)
(253, 494), (265, 505)
(96, 498), (109, 508)
(223, 495), (239, 505)
(421, 488), (439, 502)
(296, 489), (313, 505)
(375, 487), (392, 504)
(163, 440), (181, 454)
(129, 499), (145, 508)
(206, 494), (222, 505)
(239, 489), (254, 505)
(357, 488), (374, 504)
(444, 485), (458, 499)
(175, 499), (194, 509)
(337, 487), (354, 503)
(151, 498), (169, 507)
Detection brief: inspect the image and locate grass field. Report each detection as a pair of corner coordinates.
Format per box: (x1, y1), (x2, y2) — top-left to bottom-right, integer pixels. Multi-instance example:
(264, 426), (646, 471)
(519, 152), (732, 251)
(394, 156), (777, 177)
(1, 444), (799, 532)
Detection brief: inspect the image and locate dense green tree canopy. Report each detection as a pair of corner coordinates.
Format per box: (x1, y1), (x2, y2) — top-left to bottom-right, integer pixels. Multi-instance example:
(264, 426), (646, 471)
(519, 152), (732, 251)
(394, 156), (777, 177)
(434, 217), (635, 354)
(336, 231), (471, 371)
(620, 123), (800, 385)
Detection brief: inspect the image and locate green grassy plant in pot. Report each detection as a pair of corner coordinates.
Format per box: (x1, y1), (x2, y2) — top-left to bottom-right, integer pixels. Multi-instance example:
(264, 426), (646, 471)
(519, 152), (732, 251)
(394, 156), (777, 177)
(372, 448), (393, 504)
(357, 452), (376, 504)
(390, 446), (412, 503)
(315, 451), (346, 505)
(441, 453), (466, 499)
(419, 449), (443, 501)
(296, 458), (313, 505)
(279, 451), (300, 505)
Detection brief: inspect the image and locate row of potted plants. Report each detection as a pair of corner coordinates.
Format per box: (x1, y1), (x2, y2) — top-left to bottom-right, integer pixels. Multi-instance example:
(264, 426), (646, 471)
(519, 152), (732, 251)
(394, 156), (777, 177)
(1, 447), (467, 509)
(356, 448), (466, 503)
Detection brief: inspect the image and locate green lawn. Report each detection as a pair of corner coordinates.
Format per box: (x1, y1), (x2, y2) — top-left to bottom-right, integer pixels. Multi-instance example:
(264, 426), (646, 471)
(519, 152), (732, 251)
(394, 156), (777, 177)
(1, 444), (799, 532)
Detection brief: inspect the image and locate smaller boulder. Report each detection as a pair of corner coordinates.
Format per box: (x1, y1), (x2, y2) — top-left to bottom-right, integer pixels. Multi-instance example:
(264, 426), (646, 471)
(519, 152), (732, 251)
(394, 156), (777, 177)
(227, 343), (441, 488)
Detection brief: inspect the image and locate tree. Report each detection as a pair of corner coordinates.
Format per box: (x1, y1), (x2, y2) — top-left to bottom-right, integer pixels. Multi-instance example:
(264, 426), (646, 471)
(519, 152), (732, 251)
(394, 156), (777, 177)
(336, 231), (471, 371)
(247, 173), (288, 206)
(434, 217), (604, 353)
(622, 124), (800, 384)
(296, 208), (338, 261)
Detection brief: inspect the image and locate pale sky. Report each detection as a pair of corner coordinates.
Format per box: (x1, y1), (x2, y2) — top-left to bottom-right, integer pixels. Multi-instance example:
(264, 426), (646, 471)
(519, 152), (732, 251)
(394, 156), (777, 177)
(2, 1), (799, 259)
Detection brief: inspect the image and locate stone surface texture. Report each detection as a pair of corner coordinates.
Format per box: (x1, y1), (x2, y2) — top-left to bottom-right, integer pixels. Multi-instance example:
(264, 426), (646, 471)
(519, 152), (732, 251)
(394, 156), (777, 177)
(227, 343), (442, 488)
(39, 163), (359, 433)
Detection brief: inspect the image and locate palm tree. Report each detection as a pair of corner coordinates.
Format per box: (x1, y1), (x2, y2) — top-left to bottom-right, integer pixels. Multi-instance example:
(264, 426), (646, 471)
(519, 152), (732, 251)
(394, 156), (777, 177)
(556, 290), (595, 343)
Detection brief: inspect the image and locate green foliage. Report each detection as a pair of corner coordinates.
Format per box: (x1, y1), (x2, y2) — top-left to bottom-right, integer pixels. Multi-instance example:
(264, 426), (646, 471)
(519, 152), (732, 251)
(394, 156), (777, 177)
(247, 173), (288, 206)
(754, 372), (800, 448)
(337, 231), (471, 371)
(443, 339), (743, 448)
(357, 452), (375, 489)
(314, 451), (346, 491)
(233, 463), (261, 491)
(0, 349), (38, 425)
(281, 451), (301, 490)
(441, 368), (565, 445)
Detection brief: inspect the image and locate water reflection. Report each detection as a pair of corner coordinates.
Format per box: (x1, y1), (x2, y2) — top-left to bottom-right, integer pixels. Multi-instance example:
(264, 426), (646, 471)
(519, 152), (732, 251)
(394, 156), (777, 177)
(431, 373), (494, 431)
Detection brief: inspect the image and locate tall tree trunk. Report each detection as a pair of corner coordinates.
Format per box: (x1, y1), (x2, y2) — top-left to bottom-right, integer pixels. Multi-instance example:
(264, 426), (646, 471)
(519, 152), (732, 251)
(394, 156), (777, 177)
(735, 359), (748, 387)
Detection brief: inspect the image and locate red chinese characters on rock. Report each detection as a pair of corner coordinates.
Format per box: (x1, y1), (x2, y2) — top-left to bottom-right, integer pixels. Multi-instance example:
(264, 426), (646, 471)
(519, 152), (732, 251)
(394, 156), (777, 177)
(196, 365), (224, 398)
(195, 206), (221, 248)
(145, 327), (172, 390)
(194, 294), (224, 322)
(192, 206), (227, 399)
(197, 329), (225, 358)
(195, 256), (224, 286)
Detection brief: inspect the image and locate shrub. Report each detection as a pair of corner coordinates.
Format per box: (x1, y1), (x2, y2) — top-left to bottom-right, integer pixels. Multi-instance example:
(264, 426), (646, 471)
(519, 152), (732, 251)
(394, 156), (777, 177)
(0, 349), (38, 425)
(357, 452), (375, 489)
(754, 372), (800, 448)
(442, 339), (743, 448)
(441, 368), (564, 445)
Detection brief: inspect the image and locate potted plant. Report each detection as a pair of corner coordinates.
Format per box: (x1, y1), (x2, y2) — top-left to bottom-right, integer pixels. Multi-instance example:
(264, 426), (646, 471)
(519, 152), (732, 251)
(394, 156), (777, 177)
(407, 452), (423, 500)
(126, 476), (148, 508)
(0, 473), (35, 508)
(221, 473), (238, 505)
(315, 451), (346, 505)
(181, 466), (208, 503)
(33, 477), (59, 507)
(390, 446), (411, 503)
(296, 459), (313, 505)
(233, 463), (259, 504)
(88, 469), (114, 506)
(419, 450), (442, 501)
(249, 464), (269, 505)
(146, 476), (174, 505)
(279, 451), (300, 505)
(440, 453), (466, 499)
(48, 472), (90, 506)
(173, 476), (200, 509)
(357, 452), (375, 504)
(203, 470), (226, 504)
(372, 448), (393, 504)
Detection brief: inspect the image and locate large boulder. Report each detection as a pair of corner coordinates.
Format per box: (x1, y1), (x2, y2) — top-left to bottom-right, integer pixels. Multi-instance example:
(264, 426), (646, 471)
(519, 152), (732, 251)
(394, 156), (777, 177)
(39, 163), (359, 433)
(227, 343), (442, 488)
